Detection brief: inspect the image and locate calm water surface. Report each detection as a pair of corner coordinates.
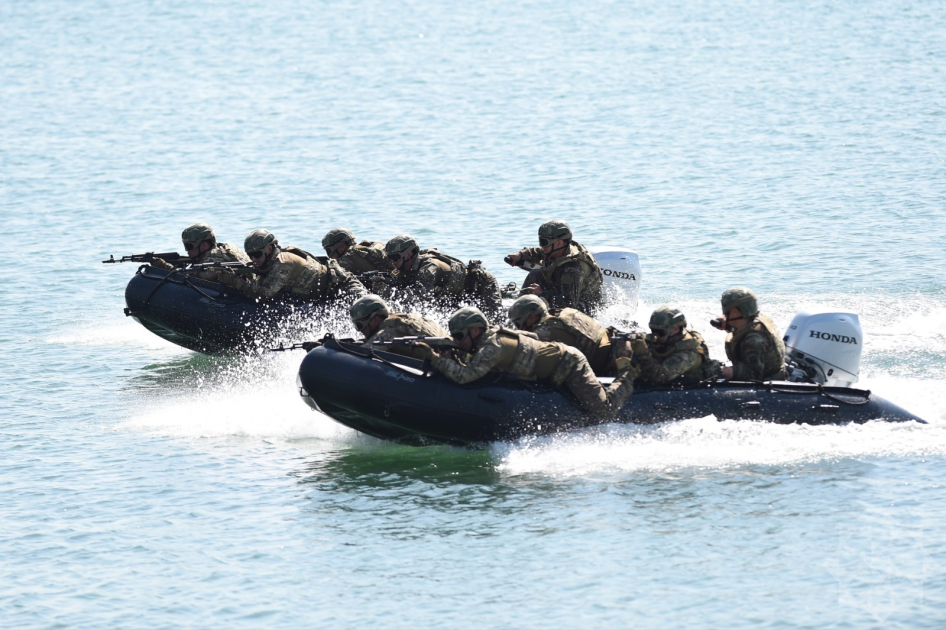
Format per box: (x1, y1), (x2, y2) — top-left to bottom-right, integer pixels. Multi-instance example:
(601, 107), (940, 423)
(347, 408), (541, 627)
(2, 0), (945, 627)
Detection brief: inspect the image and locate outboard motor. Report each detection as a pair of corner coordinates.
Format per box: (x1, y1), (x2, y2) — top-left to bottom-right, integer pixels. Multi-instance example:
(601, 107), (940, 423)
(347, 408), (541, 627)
(588, 247), (642, 311)
(783, 311), (862, 387)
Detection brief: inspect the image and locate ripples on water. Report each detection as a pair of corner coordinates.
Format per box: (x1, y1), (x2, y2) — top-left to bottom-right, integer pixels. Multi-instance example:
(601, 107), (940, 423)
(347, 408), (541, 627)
(3, 0), (946, 627)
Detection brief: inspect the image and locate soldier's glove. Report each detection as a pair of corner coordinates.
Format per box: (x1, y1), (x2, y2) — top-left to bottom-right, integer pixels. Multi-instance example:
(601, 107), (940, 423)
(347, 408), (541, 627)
(411, 341), (435, 360)
(217, 270), (239, 287)
(630, 338), (649, 356)
(703, 359), (722, 379)
(615, 356), (640, 380)
(151, 257), (175, 271)
(302, 341), (322, 352)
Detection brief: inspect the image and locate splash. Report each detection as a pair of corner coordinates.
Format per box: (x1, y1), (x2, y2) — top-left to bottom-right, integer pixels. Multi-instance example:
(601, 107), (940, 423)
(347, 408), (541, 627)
(495, 415), (944, 477)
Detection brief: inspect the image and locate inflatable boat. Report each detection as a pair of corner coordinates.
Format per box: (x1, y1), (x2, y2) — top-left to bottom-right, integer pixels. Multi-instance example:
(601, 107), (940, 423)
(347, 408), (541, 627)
(122, 265), (325, 353)
(118, 248), (644, 353)
(295, 336), (927, 446)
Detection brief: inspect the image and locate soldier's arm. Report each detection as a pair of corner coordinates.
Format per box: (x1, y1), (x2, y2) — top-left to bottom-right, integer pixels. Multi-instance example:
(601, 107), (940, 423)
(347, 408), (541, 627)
(518, 247), (545, 263)
(517, 269), (546, 297)
(329, 264), (367, 299)
(415, 261), (444, 294)
(234, 263), (288, 300)
(642, 351), (702, 384)
(430, 339), (503, 384)
(363, 328), (392, 349)
(534, 264), (582, 309)
(731, 332), (769, 381)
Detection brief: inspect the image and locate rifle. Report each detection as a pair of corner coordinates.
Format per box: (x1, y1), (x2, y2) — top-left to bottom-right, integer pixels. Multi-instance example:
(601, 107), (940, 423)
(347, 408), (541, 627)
(357, 270), (398, 285)
(102, 252), (190, 266)
(609, 330), (651, 344)
(370, 335), (458, 349)
(185, 261), (262, 275)
(268, 341), (321, 352)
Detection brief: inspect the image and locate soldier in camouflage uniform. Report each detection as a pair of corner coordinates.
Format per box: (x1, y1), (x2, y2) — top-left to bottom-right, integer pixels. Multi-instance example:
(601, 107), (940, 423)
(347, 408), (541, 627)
(152, 223), (250, 280)
(217, 229), (366, 302)
(322, 228), (390, 275)
(379, 234), (503, 319)
(349, 294), (448, 359)
(713, 287), (787, 381)
(631, 306), (720, 385)
(504, 219), (604, 314)
(418, 307), (638, 420)
(507, 294), (629, 377)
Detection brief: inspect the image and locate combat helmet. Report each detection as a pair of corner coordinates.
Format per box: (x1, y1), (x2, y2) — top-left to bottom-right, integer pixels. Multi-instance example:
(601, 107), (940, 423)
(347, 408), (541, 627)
(538, 219), (573, 243)
(322, 228), (356, 251)
(181, 223), (216, 248)
(385, 234), (419, 259)
(507, 295), (549, 330)
(349, 294), (390, 325)
(649, 305), (687, 334)
(244, 228), (277, 254)
(448, 306), (490, 338)
(721, 287), (759, 318)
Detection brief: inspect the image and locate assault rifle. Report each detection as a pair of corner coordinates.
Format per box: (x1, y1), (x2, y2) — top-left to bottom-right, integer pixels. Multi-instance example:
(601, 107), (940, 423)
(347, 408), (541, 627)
(268, 341), (322, 352)
(369, 335), (458, 349)
(184, 262), (262, 275)
(609, 329), (651, 344)
(102, 252), (190, 266)
(356, 270), (398, 285)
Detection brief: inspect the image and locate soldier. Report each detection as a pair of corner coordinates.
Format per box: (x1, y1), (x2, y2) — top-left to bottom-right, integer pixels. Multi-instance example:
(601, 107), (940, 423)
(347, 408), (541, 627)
(504, 219), (604, 314)
(348, 294), (448, 359)
(321, 228), (390, 274)
(418, 307), (638, 420)
(507, 294), (624, 376)
(712, 287), (787, 381)
(631, 306), (720, 384)
(217, 229), (366, 302)
(152, 222), (250, 279)
(380, 234), (503, 318)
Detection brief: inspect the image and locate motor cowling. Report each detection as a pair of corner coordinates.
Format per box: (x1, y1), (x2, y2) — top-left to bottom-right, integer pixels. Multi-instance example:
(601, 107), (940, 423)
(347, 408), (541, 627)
(589, 247), (642, 312)
(783, 311), (862, 387)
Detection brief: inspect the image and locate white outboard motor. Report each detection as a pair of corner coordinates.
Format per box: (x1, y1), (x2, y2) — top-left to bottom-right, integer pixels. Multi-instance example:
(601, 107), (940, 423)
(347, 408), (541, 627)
(782, 311), (862, 387)
(588, 247), (642, 311)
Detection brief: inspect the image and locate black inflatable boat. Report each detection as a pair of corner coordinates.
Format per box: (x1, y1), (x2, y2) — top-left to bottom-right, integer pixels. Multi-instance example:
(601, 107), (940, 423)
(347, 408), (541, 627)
(123, 265), (325, 353)
(296, 336), (927, 446)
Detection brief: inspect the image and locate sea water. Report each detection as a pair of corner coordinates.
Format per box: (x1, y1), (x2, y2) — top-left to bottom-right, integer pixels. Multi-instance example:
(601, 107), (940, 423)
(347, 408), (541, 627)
(2, 0), (945, 627)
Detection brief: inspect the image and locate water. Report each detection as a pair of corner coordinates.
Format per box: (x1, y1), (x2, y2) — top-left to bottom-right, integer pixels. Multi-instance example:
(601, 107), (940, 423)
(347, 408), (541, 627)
(2, 0), (946, 626)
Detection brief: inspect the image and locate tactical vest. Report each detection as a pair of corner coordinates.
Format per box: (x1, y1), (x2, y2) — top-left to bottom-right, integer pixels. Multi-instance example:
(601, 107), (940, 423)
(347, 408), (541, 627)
(490, 328), (564, 381)
(725, 315), (786, 378)
(340, 241), (388, 274)
(376, 313), (446, 339)
(652, 329), (709, 382)
(541, 241), (603, 290)
(538, 308), (608, 359)
(418, 248), (468, 294)
(197, 242), (248, 264)
(281, 245), (319, 261)
(272, 251), (324, 295)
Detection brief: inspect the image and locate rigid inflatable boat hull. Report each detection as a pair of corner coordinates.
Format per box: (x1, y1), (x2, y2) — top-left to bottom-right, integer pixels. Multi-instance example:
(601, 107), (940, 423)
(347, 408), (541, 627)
(297, 338), (927, 445)
(124, 266), (323, 353)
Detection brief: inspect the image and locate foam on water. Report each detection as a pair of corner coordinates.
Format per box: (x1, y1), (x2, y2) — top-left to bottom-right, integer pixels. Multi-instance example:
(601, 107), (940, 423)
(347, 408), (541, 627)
(496, 414), (944, 477)
(46, 318), (182, 352)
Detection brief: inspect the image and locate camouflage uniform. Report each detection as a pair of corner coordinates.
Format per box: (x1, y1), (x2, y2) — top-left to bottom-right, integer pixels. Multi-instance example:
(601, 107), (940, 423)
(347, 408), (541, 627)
(229, 246), (366, 301)
(364, 313), (449, 360)
(531, 308), (618, 376)
(388, 249), (503, 318)
(516, 241), (604, 313)
(430, 326), (636, 420)
(637, 330), (713, 384)
(337, 241), (390, 274)
(725, 315), (787, 381)
(187, 243), (251, 280)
